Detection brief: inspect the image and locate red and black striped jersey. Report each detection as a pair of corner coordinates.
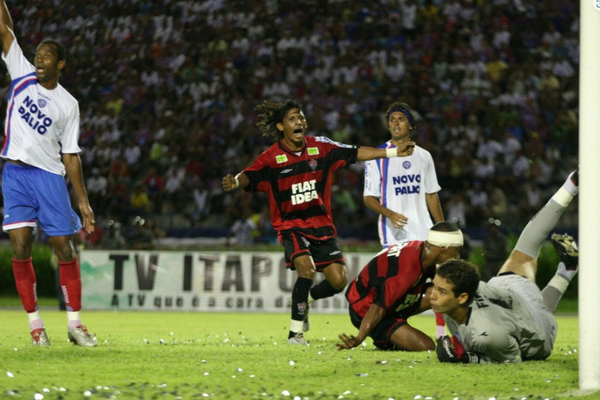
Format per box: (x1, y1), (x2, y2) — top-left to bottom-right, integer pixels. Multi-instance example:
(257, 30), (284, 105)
(346, 241), (434, 318)
(243, 136), (358, 240)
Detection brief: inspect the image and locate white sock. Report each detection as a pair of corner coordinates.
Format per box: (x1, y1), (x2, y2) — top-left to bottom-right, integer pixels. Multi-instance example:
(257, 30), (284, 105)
(290, 320), (303, 333)
(67, 311), (82, 331)
(552, 171), (579, 207)
(28, 311), (43, 331)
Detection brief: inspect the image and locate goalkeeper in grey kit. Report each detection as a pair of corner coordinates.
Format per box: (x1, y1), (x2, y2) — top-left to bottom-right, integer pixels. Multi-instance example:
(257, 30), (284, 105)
(431, 168), (579, 363)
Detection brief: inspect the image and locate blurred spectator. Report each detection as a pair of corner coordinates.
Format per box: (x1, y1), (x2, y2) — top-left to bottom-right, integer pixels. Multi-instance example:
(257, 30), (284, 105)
(99, 220), (127, 250)
(482, 218), (509, 282)
(86, 167), (107, 215)
(142, 166), (165, 213)
(145, 217), (166, 242)
(445, 191), (467, 228)
(129, 183), (151, 217)
(227, 206), (257, 247)
(127, 216), (157, 250)
(465, 181), (488, 226)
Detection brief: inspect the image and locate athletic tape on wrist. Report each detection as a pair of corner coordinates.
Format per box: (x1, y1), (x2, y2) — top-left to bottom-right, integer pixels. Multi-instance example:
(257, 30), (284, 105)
(386, 148), (397, 158)
(234, 176), (240, 189)
(427, 230), (464, 248)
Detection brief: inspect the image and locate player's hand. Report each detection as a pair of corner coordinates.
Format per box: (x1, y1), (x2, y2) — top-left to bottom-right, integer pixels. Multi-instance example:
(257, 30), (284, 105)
(389, 211), (408, 229)
(396, 141), (415, 157)
(80, 203), (95, 234)
(436, 336), (480, 363)
(436, 336), (460, 363)
(222, 174), (237, 192)
(336, 333), (363, 350)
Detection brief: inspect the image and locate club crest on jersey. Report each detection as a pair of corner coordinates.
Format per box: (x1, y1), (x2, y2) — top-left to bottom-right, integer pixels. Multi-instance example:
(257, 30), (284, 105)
(403, 161), (411, 169)
(308, 159), (317, 172)
(307, 147), (319, 155)
(38, 99), (47, 108)
(276, 154), (288, 164)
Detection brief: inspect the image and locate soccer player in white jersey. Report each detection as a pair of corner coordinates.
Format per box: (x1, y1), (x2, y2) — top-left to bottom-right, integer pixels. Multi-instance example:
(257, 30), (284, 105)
(0, 1), (97, 346)
(363, 101), (446, 338)
(364, 102), (444, 247)
(432, 169), (579, 363)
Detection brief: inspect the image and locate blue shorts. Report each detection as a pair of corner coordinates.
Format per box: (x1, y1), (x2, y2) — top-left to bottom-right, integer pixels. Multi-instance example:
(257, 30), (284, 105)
(2, 163), (82, 236)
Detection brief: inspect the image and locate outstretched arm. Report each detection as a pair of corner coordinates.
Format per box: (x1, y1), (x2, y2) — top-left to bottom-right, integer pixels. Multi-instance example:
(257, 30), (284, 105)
(0, 0), (15, 56)
(222, 172), (249, 192)
(356, 141), (415, 161)
(336, 302), (385, 350)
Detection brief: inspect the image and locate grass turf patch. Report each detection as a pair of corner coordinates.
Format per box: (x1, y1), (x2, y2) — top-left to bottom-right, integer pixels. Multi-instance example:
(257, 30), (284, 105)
(0, 310), (593, 399)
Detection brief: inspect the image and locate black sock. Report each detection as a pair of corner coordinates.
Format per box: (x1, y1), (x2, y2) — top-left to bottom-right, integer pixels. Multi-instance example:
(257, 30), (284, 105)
(309, 279), (342, 301)
(291, 277), (312, 324)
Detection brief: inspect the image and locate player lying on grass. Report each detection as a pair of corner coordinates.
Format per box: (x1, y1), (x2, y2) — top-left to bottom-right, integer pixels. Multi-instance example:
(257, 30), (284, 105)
(432, 168), (579, 363)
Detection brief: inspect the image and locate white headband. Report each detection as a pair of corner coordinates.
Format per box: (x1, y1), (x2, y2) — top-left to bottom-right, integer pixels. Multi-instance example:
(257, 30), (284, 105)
(427, 230), (464, 248)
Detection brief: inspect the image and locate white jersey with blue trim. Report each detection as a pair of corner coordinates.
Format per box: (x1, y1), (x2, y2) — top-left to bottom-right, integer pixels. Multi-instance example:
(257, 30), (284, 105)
(364, 142), (441, 247)
(1, 40), (80, 176)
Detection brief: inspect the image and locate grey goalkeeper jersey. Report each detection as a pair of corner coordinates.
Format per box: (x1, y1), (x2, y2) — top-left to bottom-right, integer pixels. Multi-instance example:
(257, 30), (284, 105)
(444, 279), (556, 363)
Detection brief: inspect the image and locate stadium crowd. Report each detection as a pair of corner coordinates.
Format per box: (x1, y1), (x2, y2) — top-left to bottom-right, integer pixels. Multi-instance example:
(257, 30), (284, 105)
(0, 0), (580, 245)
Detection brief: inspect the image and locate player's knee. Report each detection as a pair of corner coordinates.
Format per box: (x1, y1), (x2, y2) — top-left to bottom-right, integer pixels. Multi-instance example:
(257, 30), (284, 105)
(420, 337), (436, 352)
(294, 261), (316, 279)
(11, 243), (32, 259)
(330, 275), (347, 291)
(54, 245), (76, 262)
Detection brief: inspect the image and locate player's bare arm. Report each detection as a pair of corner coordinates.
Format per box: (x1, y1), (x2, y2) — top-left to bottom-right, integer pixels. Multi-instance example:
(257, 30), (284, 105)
(364, 195), (408, 228)
(426, 193), (444, 223)
(336, 303), (385, 350)
(222, 172), (249, 192)
(356, 140), (415, 161)
(62, 153), (95, 234)
(0, 0), (15, 55)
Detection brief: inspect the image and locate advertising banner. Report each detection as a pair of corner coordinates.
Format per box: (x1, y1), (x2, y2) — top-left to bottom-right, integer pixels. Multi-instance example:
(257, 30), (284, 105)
(80, 251), (374, 313)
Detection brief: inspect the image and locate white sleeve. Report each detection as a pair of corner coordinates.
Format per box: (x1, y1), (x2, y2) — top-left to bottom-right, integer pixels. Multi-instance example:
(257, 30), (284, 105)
(60, 103), (82, 154)
(2, 40), (35, 80)
(363, 159), (381, 197)
(422, 151), (441, 194)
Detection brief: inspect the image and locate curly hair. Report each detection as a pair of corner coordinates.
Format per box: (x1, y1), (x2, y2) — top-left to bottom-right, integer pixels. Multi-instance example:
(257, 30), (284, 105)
(385, 101), (417, 129)
(436, 259), (480, 305)
(255, 99), (303, 143)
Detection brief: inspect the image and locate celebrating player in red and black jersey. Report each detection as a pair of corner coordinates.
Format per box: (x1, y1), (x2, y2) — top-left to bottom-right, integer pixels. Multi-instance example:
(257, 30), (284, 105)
(222, 99), (415, 345)
(337, 221), (463, 351)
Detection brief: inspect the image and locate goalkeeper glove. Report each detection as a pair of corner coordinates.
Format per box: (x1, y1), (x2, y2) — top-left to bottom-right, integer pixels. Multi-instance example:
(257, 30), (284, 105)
(436, 336), (480, 364)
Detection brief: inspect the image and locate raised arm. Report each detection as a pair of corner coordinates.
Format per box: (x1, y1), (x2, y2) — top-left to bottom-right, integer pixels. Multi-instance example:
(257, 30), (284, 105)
(356, 141), (415, 161)
(0, 0), (15, 56)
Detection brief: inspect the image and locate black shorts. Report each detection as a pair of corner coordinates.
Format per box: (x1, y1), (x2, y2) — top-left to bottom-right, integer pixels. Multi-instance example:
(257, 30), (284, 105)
(349, 283), (432, 350)
(281, 231), (345, 272)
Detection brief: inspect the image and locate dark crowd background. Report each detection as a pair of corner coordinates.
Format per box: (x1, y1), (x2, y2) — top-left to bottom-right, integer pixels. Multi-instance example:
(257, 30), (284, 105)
(0, 0), (579, 248)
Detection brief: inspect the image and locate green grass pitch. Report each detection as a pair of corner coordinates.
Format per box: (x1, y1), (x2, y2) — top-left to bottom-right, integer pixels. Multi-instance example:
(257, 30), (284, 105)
(0, 310), (595, 399)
